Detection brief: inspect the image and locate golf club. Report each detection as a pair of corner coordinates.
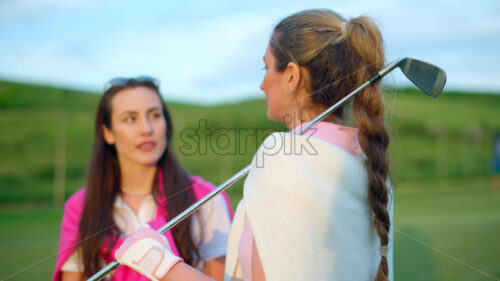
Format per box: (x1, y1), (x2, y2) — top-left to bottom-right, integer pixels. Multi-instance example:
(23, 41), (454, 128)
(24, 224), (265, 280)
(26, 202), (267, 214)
(88, 57), (446, 281)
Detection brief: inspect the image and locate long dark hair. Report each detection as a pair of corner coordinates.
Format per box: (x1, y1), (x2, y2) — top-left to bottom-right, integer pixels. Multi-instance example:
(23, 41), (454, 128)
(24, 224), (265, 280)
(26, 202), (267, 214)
(78, 79), (201, 278)
(271, 9), (391, 281)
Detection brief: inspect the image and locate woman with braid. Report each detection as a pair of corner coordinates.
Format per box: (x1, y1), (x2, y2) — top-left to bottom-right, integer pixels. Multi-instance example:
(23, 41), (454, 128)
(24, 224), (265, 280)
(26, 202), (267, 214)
(112, 9), (394, 281)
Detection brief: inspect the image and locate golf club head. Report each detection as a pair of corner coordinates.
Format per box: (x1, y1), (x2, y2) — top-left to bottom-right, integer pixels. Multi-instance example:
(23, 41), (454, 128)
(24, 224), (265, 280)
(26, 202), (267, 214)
(397, 58), (446, 97)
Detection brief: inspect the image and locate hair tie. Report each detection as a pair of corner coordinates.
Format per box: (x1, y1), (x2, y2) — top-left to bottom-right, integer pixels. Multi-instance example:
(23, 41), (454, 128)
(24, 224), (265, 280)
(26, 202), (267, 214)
(379, 245), (389, 258)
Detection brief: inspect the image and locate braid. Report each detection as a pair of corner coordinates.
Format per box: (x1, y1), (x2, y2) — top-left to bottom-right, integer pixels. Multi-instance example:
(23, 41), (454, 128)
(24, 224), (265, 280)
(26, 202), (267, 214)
(348, 18), (391, 281)
(354, 85), (391, 281)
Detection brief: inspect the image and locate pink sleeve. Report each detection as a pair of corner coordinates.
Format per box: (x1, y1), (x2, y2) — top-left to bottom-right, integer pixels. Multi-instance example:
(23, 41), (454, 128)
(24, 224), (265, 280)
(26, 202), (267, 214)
(52, 189), (86, 281)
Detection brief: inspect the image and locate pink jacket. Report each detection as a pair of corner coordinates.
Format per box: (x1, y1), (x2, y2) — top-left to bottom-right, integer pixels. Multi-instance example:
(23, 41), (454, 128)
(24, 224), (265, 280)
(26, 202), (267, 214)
(53, 174), (233, 281)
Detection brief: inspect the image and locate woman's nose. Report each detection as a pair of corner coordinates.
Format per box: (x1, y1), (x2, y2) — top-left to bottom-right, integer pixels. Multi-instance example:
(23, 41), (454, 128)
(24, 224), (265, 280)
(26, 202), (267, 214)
(141, 118), (154, 135)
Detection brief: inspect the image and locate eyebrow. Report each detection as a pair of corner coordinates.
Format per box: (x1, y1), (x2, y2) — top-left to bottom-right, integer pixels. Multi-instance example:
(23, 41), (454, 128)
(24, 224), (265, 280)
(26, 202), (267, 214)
(119, 107), (162, 116)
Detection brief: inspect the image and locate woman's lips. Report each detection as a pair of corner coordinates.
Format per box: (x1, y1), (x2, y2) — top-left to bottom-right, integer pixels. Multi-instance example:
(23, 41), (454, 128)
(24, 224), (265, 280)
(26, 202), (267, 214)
(137, 141), (156, 151)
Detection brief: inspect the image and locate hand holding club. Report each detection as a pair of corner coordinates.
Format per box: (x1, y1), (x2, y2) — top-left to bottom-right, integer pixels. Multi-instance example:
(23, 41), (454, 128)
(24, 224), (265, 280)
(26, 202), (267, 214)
(115, 226), (183, 281)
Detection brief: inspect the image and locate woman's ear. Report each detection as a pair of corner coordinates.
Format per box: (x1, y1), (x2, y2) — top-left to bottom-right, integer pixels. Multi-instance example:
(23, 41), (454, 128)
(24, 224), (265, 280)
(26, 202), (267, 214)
(102, 124), (116, 145)
(285, 61), (301, 95)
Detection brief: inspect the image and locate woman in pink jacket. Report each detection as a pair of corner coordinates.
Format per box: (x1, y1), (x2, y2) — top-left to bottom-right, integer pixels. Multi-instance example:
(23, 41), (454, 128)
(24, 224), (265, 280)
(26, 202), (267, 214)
(53, 77), (233, 281)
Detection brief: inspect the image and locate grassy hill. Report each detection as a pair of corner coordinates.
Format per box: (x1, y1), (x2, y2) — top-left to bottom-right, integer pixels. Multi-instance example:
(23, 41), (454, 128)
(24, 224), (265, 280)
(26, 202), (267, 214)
(1, 80), (499, 203)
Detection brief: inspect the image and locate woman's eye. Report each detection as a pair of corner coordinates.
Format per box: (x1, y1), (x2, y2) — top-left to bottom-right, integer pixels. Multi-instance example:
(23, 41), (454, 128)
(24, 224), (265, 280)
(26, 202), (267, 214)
(124, 116), (136, 122)
(152, 112), (163, 119)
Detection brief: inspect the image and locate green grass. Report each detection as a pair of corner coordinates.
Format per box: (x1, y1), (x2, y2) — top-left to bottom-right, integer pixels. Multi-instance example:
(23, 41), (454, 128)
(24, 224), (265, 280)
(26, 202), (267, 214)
(394, 178), (500, 281)
(0, 204), (62, 281)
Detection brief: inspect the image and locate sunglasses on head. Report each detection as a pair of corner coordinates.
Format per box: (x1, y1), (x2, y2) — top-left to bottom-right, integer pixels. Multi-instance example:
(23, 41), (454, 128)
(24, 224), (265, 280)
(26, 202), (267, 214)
(103, 76), (160, 94)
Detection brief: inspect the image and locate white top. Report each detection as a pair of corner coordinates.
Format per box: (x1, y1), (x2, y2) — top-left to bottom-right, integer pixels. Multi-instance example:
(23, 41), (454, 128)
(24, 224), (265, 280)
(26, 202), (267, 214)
(225, 132), (394, 281)
(61, 193), (231, 272)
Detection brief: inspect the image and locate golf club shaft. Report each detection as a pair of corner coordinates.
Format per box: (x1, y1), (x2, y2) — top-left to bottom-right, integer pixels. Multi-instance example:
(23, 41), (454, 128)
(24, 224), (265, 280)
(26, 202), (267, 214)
(88, 64), (388, 281)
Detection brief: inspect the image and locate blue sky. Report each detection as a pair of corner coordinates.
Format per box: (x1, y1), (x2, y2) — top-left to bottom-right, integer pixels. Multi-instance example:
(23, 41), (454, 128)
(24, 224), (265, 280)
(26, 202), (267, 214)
(1, 0), (499, 104)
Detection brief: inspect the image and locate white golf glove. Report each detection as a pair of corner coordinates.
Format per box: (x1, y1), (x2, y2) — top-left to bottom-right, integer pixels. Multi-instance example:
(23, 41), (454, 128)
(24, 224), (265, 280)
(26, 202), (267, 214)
(115, 226), (183, 281)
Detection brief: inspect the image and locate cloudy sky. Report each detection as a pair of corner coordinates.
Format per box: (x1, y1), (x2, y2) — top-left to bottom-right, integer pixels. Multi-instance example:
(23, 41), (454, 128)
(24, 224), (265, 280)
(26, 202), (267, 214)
(1, 0), (499, 104)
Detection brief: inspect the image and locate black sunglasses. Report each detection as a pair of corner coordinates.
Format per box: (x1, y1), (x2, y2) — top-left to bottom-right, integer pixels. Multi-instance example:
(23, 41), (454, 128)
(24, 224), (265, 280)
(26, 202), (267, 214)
(103, 76), (160, 94)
